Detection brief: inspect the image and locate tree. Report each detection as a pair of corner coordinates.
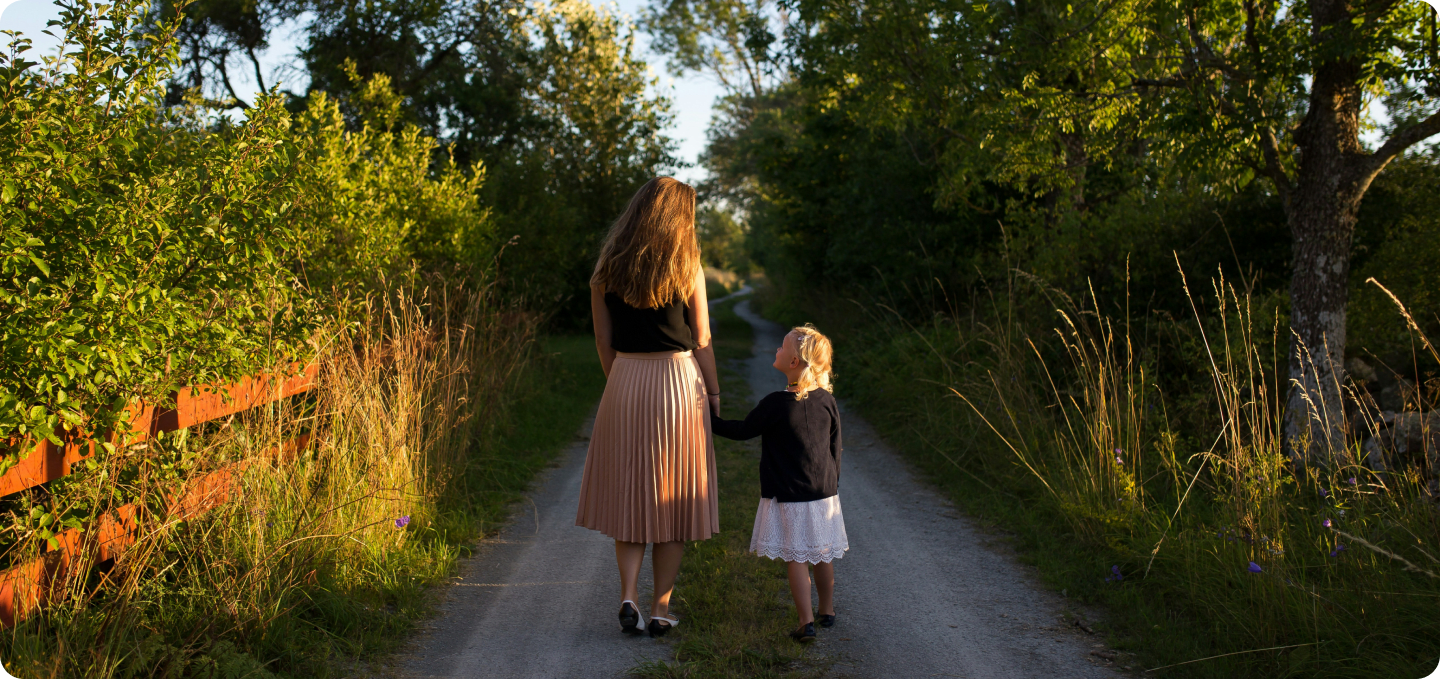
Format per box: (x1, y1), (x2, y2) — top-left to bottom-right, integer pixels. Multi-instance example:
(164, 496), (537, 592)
(153, 0), (678, 323)
(152, 0), (302, 108)
(784, 0), (1440, 461)
(641, 0), (788, 97)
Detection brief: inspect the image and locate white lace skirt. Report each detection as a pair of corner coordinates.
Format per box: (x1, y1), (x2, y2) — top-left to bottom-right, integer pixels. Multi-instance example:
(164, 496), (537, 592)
(750, 495), (849, 564)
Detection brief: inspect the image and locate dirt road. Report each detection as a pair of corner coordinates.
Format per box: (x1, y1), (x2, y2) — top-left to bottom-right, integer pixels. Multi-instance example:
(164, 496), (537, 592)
(396, 291), (1121, 677)
(396, 418), (670, 678)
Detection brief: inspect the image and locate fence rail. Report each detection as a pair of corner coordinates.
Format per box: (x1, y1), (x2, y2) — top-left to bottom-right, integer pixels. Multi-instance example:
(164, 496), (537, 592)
(0, 363), (320, 626)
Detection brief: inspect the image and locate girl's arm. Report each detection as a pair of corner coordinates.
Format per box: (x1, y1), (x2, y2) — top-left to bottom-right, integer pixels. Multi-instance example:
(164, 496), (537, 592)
(688, 267), (721, 412)
(712, 395), (777, 440)
(830, 401), (843, 479)
(591, 284), (617, 378)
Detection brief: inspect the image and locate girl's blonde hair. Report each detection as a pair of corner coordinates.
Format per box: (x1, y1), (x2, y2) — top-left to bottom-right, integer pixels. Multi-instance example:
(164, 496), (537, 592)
(591, 177), (700, 309)
(790, 324), (834, 400)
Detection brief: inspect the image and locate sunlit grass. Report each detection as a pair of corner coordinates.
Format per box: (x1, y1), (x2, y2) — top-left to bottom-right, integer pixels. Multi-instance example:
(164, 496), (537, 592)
(0, 289), (607, 677)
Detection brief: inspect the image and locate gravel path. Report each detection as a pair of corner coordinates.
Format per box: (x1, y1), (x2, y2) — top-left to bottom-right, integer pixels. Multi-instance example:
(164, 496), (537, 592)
(731, 299), (1121, 678)
(394, 290), (1122, 678)
(395, 416), (670, 678)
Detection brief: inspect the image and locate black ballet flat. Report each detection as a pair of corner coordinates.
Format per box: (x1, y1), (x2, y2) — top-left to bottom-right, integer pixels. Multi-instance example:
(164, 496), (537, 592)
(817, 614), (836, 628)
(648, 614), (679, 638)
(789, 622), (817, 643)
(619, 600), (642, 634)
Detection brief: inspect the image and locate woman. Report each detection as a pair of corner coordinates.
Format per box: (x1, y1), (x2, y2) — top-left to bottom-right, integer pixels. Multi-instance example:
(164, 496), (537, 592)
(575, 177), (721, 638)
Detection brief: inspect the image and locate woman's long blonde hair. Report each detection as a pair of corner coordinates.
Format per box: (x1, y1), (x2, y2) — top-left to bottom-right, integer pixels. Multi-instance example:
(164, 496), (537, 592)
(591, 177), (700, 309)
(790, 324), (834, 400)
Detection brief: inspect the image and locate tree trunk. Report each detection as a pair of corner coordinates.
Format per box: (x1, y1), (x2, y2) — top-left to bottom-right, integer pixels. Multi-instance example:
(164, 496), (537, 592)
(1282, 12), (1367, 464)
(1284, 180), (1361, 464)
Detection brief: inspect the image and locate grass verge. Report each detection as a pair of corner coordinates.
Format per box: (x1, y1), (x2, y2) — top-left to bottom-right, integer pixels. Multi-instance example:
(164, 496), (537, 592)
(633, 297), (827, 679)
(0, 288), (607, 678)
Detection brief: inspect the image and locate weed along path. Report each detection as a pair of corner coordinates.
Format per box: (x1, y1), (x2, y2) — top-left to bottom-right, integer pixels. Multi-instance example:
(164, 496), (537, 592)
(395, 419), (669, 678)
(731, 300), (1121, 678)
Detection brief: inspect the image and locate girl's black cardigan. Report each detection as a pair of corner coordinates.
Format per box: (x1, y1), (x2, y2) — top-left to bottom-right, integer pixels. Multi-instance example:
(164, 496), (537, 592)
(710, 389), (842, 502)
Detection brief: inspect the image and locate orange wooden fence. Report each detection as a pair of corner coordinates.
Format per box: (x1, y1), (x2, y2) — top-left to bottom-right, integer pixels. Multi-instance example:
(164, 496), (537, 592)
(0, 363), (320, 626)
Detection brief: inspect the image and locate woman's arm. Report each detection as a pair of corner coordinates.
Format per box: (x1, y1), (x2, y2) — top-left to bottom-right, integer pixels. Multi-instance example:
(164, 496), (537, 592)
(688, 268), (721, 412)
(591, 284), (617, 378)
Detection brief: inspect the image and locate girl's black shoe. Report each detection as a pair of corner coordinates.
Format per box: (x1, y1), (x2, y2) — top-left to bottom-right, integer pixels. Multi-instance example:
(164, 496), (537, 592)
(789, 622), (817, 643)
(619, 600), (642, 634)
(648, 615), (679, 638)
(817, 614), (836, 628)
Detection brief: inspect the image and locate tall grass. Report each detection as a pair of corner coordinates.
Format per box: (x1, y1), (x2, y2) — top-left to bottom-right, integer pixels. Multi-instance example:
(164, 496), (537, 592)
(1, 286), (538, 677)
(759, 270), (1440, 677)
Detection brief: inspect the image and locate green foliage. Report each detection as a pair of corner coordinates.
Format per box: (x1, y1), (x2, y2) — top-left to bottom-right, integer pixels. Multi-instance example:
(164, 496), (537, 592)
(291, 63), (493, 291)
(0, 0), (313, 454)
(690, 0), (1440, 361)
(700, 88), (998, 305)
(697, 205), (750, 274)
(158, 0), (681, 324)
(0, 0), (512, 584)
(1349, 153), (1440, 362)
(492, 0), (679, 324)
(641, 0), (783, 97)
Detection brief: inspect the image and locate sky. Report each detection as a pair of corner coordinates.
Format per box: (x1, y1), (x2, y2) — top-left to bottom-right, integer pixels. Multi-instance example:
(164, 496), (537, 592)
(0, 0), (725, 183)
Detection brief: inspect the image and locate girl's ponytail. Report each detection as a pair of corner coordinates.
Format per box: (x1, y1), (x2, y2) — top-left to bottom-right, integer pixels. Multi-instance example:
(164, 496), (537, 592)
(790, 324), (834, 400)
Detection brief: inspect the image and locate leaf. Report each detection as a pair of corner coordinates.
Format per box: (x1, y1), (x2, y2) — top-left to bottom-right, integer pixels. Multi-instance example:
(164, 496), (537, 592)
(2, 180), (14, 203)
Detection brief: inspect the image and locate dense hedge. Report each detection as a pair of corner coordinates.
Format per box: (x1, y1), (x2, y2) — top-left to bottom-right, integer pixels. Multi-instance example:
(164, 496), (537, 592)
(0, 0), (493, 485)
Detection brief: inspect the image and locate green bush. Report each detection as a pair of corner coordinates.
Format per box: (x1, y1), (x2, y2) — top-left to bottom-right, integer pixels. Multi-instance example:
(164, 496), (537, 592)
(0, 0), (500, 460)
(0, 0), (313, 457)
(0, 0), (505, 564)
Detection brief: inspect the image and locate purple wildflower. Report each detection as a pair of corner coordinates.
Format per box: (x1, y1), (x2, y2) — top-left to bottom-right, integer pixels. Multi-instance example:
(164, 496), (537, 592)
(1247, 561), (1263, 573)
(1116, 456), (1124, 465)
(395, 515), (411, 528)
(1330, 544), (1347, 557)
(1320, 488), (1330, 498)
(1110, 565), (1123, 582)
(1347, 477), (1357, 485)
(1322, 519), (1332, 528)
(1114, 448), (1123, 455)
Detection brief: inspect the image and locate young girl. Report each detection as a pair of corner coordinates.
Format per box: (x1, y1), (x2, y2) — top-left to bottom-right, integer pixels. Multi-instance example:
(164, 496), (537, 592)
(711, 324), (847, 643)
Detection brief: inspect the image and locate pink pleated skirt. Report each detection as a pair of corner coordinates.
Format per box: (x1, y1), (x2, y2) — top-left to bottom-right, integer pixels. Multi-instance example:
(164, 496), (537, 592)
(575, 351), (719, 543)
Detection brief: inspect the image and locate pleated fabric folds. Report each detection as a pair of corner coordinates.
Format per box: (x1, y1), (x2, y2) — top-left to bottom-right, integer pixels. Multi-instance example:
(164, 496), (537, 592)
(576, 351), (719, 543)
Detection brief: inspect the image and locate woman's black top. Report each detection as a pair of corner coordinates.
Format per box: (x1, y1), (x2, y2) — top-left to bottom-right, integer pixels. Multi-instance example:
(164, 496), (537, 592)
(605, 292), (697, 353)
(711, 389), (842, 503)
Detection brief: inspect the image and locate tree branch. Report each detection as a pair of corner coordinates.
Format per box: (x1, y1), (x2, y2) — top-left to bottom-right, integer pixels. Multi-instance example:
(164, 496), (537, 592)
(212, 53), (250, 110)
(1259, 125), (1292, 203)
(246, 45), (267, 93)
(1185, 5), (1252, 82)
(1365, 108), (1440, 179)
(1132, 75), (1191, 89)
